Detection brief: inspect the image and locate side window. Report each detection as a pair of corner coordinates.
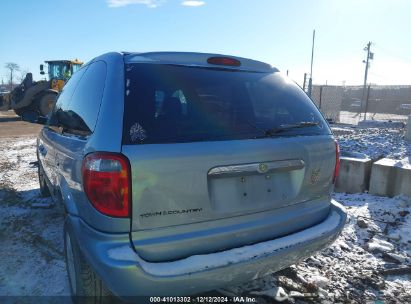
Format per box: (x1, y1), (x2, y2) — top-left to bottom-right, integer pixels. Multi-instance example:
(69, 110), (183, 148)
(58, 61), (107, 134)
(50, 66), (87, 120)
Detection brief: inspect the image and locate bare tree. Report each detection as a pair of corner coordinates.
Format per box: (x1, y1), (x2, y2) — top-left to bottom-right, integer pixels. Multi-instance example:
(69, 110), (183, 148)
(4, 62), (20, 90)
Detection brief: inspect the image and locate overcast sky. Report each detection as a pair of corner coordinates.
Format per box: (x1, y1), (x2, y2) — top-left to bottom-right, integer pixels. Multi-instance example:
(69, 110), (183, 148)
(1, 0), (410, 86)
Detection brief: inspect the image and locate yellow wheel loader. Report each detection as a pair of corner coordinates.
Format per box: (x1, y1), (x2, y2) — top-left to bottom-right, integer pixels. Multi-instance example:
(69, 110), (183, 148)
(0, 59), (82, 118)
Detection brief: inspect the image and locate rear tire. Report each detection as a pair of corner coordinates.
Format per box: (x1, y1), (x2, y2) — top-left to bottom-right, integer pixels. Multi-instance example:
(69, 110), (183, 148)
(13, 102), (38, 118)
(38, 93), (57, 117)
(64, 221), (114, 304)
(13, 106), (32, 117)
(38, 164), (51, 197)
(13, 108), (23, 116)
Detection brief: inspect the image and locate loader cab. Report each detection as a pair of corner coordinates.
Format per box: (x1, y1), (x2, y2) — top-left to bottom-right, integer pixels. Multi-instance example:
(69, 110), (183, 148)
(43, 60), (83, 92)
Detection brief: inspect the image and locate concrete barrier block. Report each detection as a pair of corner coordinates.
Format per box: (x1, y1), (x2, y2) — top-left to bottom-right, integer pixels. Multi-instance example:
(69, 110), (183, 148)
(369, 159), (398, 197)
(369, 158), (411, 197)
(393, 158), (411, 196)
(335, 156), (372, 193)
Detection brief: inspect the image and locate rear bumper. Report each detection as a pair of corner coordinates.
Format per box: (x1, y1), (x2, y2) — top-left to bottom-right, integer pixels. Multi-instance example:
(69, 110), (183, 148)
(67, 199), (346, 297)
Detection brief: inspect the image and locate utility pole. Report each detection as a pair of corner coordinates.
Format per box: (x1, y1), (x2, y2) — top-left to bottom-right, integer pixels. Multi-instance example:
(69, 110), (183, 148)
(308, 29), (315, 97)
(362, 41), (374, 119)
(364, 84), (371, 121)
(319, 86), (323, 110)
(303, 73), (307, 91)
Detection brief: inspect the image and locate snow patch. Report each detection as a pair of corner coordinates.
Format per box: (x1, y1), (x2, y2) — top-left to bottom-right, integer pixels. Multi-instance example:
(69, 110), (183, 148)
(0, 137), (70, 296)
(337, 126), (411, 160)
(367, 236), (395, 253)
(250, 286), (289, 302)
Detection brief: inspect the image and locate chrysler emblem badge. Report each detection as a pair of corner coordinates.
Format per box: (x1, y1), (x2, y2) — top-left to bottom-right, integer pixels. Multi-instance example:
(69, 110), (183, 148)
(258, 163), (268, 173)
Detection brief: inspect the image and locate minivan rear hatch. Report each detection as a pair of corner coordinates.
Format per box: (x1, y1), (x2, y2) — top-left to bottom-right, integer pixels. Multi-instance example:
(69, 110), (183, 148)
(122, 58), (336, 262)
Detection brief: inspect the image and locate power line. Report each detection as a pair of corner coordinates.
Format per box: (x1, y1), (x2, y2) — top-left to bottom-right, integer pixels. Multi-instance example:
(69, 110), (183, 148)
(369, 72), (411, 85)
(373, 44), (411, 63)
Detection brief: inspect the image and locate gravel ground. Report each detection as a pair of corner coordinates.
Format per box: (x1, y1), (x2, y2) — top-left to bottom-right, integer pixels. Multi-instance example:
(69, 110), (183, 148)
(0, 134), (410, 303)
(333, 125), (411, 160)
(224, 193), (411, 303)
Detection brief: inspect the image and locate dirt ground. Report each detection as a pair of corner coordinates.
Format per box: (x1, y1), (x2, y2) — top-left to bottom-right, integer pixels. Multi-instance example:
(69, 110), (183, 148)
(0, 111), (42, 138)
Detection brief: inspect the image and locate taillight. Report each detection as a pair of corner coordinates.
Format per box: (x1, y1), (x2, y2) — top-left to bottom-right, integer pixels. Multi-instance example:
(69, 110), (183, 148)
(207, 57), (241, 67)
(82, 152), (131, 217)
(333, 140), (340, 184)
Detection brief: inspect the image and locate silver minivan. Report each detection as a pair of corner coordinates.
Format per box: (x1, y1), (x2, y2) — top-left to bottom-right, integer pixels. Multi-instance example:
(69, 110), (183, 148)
(36, 52), (346, 301)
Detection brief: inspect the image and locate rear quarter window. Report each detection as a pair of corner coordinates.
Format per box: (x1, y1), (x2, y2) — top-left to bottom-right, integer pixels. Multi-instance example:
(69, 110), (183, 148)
(68, 61), (107, 133)
(49, 61), (107, 134)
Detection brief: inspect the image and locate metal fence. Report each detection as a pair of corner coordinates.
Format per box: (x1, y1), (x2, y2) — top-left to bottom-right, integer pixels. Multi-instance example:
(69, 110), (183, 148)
(310, 85), (411, 125)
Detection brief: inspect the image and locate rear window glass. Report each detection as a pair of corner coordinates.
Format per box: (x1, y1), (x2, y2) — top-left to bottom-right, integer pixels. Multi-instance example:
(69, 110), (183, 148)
(123, 64), (330, 144)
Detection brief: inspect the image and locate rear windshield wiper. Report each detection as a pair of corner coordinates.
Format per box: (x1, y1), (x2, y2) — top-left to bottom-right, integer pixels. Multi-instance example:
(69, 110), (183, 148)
(264, 121), (320, 137)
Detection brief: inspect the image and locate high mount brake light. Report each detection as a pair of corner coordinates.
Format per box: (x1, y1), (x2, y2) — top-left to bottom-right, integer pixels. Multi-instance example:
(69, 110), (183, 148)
(333, 140), (340, 184)
(82, 152), (131, 217)
(207, 57), (241, 67)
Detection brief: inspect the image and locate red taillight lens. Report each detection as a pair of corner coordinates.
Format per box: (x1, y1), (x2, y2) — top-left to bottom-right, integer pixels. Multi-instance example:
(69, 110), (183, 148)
(207, 57), (241, 67)
(82, 152), (131, 217)
(333, 140), (340, 184)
